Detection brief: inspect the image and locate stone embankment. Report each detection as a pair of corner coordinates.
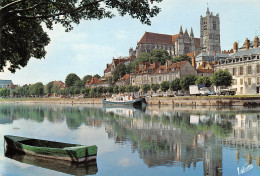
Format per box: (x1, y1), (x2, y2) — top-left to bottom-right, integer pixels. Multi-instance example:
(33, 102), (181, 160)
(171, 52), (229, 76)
(147, 96), (260, 106)
(2, 96), (260, 106)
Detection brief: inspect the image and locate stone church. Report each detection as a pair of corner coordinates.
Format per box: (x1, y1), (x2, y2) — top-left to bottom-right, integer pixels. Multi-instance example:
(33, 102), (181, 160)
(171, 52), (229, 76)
(130, 8), (221, 58)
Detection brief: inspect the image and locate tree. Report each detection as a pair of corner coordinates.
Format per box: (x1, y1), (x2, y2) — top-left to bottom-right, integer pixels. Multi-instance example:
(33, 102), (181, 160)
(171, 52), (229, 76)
(93, 74), (101, 79)
(195, 76), (212, 87)
(0, 0), (162, 72)
(133, 86), (140, 92)
(113, 63), (127, 82)
(44, 82), (53, 95)
(172, 55), (191, 63)
(0, 88), (10, 97)
(119, 86), (125, 93)
(160, 81), (170, 92)
(180, 74), (198, 90)
(82, 75), (92, 84)
(150, 49), (171, 65)
(170, 78), (181, 91)
(211, 70), (232, 87)
(30, 82), (44, 96)
(142, 84), (150, 93)
(65, 73), (80, 87)
(151, 84), (160, 93)
(125, 85), (133, 93)
(113, 86), (119, 94)
(74, 80), (85, 89)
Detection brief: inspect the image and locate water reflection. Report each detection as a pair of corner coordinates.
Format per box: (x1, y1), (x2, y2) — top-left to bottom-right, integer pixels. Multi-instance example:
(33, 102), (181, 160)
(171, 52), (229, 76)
(0, 103), (260, 176)
(5, 147), (98, 175)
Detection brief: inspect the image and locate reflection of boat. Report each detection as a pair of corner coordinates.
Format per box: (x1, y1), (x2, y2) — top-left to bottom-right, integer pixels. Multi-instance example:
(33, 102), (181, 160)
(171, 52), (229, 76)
(102, 105), (146, 118)
(4, 135), (97, 163)
(5, 147), (98, 175)
(102, 94), (146, 107)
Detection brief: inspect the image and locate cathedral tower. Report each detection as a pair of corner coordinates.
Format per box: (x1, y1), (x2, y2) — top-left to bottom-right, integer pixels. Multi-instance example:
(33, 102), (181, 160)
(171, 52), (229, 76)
(200, 8), (221, 53)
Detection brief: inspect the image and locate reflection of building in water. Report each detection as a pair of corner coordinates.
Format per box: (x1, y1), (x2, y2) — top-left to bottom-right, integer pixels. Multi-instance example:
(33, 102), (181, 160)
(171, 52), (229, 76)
(105, 112), (223, 175)
(219, 114), (260, 165)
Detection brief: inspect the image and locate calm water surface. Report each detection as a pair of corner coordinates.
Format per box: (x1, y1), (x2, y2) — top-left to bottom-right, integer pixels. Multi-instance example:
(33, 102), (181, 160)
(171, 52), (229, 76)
(0, 103), (260, 176)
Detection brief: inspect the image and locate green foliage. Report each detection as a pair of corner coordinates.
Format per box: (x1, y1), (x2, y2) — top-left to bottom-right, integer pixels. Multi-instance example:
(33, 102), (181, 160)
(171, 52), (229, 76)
(170, 78), (181, 91)
(93, 74), (101, 79)
(129, 49), (171, 73)
(74, 80), (85, 89)
(172, 54), (191, 63)
(195, 76), (212, 87)
(133, 86), (140, 92)
(125, 85), (134, 93)
(160, 81), (170, 92)
(113, 63), (127, 82)
(0, 0), (162, 72)
(151, 84), (160, 92)
(142, 84), (151, 93)
(65, 73), (81, 87)
(0, 88), (10, 97)
(181, 74), (198, 90)
(44, 82), (53, 94)
(82, 75), (92, 84)
(119, 86), (126, 93)
(29, 82), (44, 96)
(210, 70), (232, 87)
(113, 86), (119, 94)
(108, 86), (114, 94)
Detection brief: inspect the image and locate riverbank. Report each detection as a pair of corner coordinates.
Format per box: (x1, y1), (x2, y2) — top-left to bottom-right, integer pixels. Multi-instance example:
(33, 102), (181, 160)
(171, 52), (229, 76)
(1, 96), (260, 106)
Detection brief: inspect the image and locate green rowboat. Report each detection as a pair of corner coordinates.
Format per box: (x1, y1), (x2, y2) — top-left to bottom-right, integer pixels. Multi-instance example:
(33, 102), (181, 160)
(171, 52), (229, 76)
(4, 135), (97, 163)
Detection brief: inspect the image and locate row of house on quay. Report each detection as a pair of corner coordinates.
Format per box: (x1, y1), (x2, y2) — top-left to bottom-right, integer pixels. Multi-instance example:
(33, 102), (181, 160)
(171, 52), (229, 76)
(86, 8), (260, 95)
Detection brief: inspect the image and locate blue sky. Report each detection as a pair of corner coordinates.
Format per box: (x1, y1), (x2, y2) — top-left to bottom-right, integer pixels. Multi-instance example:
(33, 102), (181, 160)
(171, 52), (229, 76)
(1, 0), (260, 85)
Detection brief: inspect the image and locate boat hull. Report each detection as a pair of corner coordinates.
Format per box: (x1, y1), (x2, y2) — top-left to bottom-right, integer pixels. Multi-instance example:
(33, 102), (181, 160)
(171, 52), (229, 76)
(102, 98), (146, 107)
(4, 135), (97, 163)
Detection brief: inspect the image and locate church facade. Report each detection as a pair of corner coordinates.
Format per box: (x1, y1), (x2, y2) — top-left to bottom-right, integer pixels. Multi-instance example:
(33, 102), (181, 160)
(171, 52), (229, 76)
(131, 8), (221, 59)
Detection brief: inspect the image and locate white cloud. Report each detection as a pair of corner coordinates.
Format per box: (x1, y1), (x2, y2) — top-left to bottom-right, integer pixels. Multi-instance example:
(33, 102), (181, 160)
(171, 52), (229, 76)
(118, 158), (136, 167)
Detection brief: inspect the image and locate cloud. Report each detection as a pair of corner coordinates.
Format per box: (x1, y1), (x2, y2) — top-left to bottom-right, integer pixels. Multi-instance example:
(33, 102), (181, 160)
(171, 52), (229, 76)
(118, 158), (136, 167)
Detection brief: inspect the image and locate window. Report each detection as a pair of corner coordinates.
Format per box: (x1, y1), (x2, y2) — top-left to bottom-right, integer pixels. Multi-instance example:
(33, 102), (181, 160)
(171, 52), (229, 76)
(257, 77), (260, 84)
(240, 87), (243, 94)
(257, 64), (260, 73)
(232, 68), (236, 76)
(248, 78), (252, 85)
(232, 79), (237, 85)
(239, 66), (244, 75)
(213, 21), (216, 30)
(159, 76), (161, 81)
(240, 78), (243, 85)
(247, 66), (252, 74)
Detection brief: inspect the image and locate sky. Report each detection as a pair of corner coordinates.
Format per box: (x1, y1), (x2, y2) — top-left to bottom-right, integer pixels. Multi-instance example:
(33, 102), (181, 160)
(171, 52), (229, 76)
(1, 0), (260, 85)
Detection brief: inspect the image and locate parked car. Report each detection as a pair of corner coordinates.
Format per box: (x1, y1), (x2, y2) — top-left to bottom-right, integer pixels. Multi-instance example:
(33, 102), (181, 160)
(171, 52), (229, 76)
(208, 91), (216, 95)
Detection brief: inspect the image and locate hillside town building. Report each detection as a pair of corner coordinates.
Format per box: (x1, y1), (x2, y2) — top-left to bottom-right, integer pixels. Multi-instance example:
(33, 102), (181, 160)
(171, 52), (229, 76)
(130, 60), (197, 87)
(0, 80), (13, 89)
(215, 36), (260, 95)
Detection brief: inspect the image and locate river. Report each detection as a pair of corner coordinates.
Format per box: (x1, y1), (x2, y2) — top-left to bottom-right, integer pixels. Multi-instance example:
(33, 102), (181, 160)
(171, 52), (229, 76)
(0, 103), (259, 176)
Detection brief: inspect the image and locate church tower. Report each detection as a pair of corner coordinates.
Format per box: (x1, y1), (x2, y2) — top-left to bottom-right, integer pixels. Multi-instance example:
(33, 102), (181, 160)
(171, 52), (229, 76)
(200, 8), (221, 53)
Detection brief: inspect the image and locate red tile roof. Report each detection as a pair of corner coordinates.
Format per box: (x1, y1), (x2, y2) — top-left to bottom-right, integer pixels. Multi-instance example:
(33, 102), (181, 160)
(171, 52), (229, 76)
(120, 74), (130, 81)
(86, 77), (104, 85)
(138, 32), (179, 45)
(197, 69), (214, 73)
(153, 61), (188, 74)
(104, 64), (113, 73)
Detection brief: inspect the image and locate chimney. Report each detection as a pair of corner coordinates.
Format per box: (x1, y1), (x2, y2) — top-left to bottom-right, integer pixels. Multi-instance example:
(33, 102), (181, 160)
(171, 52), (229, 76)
(254, 36), (259, 48)
(139, 62), (143, 71)
(233, 42), (238, 53)
(135, 66), (139, 73)
(145, 62), (150, 68)
(154, 61), (160, 69)
(245, 38), (250, 50)
(106, 64), (109, 68)
(166, 60), (172, 68)
(192, 56), (196, 68)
